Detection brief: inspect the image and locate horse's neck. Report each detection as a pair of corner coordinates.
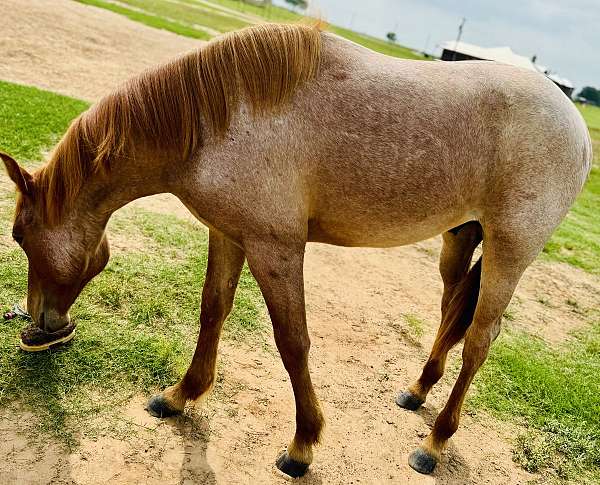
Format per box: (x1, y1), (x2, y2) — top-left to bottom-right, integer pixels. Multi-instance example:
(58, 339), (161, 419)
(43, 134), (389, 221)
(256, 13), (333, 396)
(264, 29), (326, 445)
(78, 147), (176, 221)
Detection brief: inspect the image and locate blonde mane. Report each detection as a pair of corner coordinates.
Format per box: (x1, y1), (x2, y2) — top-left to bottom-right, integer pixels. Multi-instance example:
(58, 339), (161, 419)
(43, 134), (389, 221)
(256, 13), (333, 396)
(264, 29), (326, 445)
(37, 23), (323, 223)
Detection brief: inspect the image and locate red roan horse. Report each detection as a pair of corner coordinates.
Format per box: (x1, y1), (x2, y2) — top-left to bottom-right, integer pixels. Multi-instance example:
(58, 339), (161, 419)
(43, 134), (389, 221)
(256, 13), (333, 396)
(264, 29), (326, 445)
(1, 23), (592, 477)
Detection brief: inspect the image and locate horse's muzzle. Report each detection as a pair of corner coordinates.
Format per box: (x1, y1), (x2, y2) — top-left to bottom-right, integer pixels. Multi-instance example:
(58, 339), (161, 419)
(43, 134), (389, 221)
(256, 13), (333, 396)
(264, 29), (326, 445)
(39, 308), (71, 332)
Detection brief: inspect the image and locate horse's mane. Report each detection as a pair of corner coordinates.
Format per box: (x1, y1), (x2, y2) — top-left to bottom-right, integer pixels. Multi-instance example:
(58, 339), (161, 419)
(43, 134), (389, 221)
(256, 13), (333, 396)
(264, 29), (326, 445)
(37, 23), (323, 224)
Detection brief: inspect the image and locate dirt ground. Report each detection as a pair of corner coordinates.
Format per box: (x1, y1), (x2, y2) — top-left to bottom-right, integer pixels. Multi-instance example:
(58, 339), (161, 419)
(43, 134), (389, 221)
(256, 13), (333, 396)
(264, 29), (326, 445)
(1, 1), (599, 484)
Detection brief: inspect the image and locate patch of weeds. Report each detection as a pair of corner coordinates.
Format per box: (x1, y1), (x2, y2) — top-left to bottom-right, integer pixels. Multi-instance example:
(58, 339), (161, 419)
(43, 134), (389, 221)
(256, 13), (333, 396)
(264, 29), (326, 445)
(402, 313), (425, 339)
(536, 295), (551, 307)
(502, 308), (516, 321)
(513, 431), (554, 473)
(565, 298), (586, 315)
(514, 423), (597, 481)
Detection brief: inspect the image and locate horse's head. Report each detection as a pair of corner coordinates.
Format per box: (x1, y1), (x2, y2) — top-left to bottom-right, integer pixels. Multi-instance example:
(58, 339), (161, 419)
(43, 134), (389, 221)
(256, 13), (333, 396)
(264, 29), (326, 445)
(2, 153), (110, 332)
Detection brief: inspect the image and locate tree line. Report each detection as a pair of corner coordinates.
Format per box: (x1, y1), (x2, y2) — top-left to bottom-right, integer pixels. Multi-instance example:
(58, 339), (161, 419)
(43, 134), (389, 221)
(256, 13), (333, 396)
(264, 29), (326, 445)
(578, 86), (600, 106)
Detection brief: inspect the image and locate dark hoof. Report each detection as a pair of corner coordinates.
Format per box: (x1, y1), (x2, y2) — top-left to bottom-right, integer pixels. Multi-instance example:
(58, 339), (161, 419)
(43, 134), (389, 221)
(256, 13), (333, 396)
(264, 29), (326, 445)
(409, 447), (437, 475)
(146, 394), (181, 418)
(276, 451), (309, 478)
(396, 391), (424, 411)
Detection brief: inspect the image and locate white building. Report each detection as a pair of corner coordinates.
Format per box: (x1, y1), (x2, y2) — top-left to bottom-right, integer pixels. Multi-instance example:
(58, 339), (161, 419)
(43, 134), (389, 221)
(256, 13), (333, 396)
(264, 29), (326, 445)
(440, 41), (574, 97)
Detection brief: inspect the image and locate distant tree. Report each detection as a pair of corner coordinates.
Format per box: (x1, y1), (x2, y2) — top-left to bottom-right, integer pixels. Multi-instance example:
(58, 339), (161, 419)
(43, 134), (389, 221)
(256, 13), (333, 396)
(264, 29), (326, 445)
(578, 86), (600, 106)
(284, 0), (308, 10)
(386, 32), (397, 43)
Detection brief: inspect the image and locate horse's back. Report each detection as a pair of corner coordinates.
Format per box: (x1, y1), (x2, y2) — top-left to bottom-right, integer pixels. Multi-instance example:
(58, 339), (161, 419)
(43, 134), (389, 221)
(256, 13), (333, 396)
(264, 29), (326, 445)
(299, 34), (591, 246)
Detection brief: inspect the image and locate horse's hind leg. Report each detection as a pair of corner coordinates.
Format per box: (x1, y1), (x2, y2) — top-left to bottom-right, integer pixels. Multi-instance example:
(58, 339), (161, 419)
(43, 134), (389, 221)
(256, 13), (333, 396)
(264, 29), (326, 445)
(147, 230), (245, 417)
(408, 229), (542, 474)
(397, 223), (482, 410)
(244, 238), (324, 479)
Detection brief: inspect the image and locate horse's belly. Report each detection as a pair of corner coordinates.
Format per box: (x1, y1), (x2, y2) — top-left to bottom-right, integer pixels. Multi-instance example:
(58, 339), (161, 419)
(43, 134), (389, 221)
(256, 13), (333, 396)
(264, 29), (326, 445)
(307, 209), (476, 248)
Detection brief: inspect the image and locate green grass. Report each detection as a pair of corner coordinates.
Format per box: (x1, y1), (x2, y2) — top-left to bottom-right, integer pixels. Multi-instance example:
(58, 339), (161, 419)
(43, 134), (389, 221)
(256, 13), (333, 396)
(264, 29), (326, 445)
(76, 0), (212, 40)
(120, 0), (249, 32)
(0, 80), (88, 162)
(577, 103), (600, 132)
(402, 313), (425, 338)
(471, 326), (600, 482)
(328, 25), (427, 60)
(0, 80), (266, 444)
(203, 0), (299, 22)
(542, 105), (600, 274)
(76, 0), (427, 61)
(0, 206), (266, 444)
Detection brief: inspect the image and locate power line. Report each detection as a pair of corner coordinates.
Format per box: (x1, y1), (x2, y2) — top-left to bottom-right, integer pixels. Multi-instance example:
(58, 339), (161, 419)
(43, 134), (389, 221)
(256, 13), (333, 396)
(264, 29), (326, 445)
(452, 17), (466, 61)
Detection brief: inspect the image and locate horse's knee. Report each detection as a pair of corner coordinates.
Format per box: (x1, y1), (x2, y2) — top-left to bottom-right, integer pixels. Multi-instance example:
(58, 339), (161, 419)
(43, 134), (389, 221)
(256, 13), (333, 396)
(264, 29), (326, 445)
(462, 329), (493, 368)
(202, 286), (235, 322)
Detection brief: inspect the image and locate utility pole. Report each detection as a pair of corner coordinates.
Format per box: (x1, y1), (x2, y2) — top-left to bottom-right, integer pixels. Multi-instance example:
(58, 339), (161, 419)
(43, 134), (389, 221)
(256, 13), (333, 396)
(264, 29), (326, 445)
(423, 33), (431, 57)
(452, 17), (466, 61)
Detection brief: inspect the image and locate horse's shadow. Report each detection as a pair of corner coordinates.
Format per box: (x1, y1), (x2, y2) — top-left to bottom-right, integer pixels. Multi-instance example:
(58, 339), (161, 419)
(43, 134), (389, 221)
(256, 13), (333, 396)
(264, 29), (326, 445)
(165, 411), (324, 485)
(166, 412), (217, 485)
(412, 404), (473, 484)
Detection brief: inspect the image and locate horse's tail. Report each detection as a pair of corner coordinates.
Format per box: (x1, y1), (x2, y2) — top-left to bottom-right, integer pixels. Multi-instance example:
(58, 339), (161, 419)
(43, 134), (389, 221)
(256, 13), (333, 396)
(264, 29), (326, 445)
(442, 257), (482, 336)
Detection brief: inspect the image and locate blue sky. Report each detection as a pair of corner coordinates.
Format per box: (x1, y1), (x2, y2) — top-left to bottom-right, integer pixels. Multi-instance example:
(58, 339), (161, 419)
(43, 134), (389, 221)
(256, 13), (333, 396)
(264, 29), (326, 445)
(274, 0), (598, 91)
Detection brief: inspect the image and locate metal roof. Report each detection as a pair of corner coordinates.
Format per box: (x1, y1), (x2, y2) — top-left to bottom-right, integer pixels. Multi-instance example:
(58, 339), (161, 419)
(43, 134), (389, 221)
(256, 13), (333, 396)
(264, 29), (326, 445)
(440, 40), (573, 88)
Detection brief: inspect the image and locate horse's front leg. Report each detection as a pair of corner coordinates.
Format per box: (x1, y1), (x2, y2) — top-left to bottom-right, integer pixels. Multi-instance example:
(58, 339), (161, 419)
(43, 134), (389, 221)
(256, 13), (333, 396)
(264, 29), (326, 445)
(244, 238), (324, 478)
(147, 229), (245, 416)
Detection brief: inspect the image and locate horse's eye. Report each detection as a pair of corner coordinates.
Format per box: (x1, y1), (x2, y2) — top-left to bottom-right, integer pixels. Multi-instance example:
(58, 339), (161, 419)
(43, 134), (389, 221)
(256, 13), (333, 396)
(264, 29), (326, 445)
(12, 233), (23, 245)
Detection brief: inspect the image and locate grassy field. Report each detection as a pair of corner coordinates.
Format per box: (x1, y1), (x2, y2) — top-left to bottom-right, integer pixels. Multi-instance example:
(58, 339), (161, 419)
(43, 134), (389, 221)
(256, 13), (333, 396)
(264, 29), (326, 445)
(541, 104), (600, 274)
(472, 323), (600, 482)
(205, 0), (299, 22)
(76, 0), (427, 60)
(76, 0), (212, 39)
(0, 81), (88, 162)
(0, 80), (266, 444)
(578, 103), (600, 132)
(187, 0), (426, 60)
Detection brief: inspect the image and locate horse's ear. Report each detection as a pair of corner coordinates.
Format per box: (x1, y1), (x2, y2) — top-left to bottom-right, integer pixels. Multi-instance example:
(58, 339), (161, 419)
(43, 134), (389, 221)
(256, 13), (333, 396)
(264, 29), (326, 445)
(1, 152), (34, 197)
